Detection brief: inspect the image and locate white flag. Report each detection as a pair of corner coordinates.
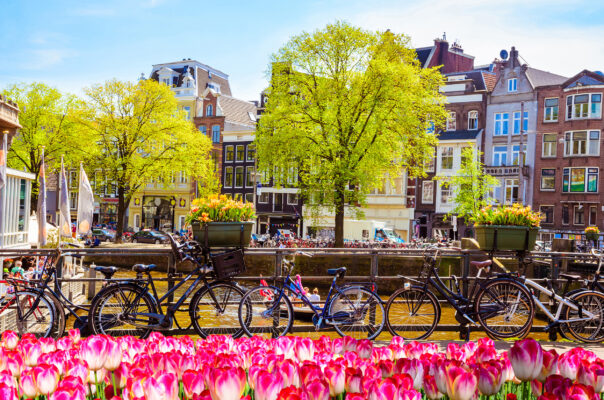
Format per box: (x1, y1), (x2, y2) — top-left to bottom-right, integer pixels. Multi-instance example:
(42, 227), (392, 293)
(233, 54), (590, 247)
(37, 149), (47, 246)
(0, 133), (6, 191)
(77, 164), (94, 236)
(59, 160), (72, 238)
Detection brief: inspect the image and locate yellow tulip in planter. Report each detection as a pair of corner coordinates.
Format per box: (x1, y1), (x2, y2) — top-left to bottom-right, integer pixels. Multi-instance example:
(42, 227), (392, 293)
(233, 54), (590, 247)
(472, 204), (541, 251)
(186, 195), (256, 247)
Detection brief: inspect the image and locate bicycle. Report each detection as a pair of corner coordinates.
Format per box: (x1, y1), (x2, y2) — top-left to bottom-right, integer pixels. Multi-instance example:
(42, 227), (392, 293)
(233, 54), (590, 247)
(238, 251), (385, 340)
(385, 248), (535, 340)
(87, 235), (247, 339)
(0, 246), (118, 338)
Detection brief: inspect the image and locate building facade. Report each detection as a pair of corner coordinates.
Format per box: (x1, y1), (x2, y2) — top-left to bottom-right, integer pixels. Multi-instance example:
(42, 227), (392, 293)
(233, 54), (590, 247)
(533, 70), (604, 242)
(484, 47), (567, 208)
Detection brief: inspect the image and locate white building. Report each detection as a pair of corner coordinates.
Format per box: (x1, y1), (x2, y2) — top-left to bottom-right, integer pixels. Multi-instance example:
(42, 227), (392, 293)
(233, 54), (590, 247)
(1, 168), (34, 248)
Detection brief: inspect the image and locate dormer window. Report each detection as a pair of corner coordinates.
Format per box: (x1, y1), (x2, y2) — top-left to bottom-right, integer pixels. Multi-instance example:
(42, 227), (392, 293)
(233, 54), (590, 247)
(206, 104), (213, 117)
(162, 78), (170, 86)
(208, 82), (221, 93)
(508, 78), (518, 92)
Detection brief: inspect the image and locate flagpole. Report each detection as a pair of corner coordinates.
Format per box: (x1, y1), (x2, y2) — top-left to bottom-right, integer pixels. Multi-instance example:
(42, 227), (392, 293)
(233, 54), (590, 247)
(59, 155), (64, 250)
(0, 131), (7, 278)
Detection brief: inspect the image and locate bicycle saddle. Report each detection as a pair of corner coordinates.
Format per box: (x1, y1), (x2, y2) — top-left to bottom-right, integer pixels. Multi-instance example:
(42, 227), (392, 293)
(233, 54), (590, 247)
(470, 260), (492, 269)
(327, 267), (347, 278)
(559, 273), (581, 281)
(94, 266), (118, 279)
(132, 264), (157, 273)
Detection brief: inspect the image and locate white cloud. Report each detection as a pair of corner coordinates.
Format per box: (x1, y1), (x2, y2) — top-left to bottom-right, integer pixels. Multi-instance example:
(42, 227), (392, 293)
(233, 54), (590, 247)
(24, 49), (76, 70)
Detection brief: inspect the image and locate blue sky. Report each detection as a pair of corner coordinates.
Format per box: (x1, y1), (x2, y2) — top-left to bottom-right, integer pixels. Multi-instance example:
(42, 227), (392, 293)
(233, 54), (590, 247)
(1, 0), (603, 101)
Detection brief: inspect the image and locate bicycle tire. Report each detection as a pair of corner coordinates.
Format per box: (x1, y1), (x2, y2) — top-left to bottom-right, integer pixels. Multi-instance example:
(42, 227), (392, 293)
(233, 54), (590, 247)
(564, 290), (604, 343)
(328, 286), (385, 340)
(88, 283), (158, 339)
(238, 285), (294, 339)
(385, 286), (440, 340)
(12, 290), (56, 338)
(189, 282), (246, 338)
(558, 288), (583, 341)
(474, 278), (534, 339)
(44, 291), (67, 338)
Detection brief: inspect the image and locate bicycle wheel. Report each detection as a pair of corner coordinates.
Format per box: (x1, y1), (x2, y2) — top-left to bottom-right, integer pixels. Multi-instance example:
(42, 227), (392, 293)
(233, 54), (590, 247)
(564, 290), (604, 343)
(474, 278), (534, 339)
(88, 283), (158, 338)
(12, 290), (56, 338)
(190, 282), (246, 338)
(385, 286), (440, 340)
(328, 286), (385, 340)
(238, 285), (293, 339)
(45, 291), (67, 338)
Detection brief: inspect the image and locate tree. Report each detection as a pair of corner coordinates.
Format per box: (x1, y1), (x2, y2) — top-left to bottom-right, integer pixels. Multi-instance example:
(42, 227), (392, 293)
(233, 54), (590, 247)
(256, 21), (447, 246)
(2, 83), (89, 211)
(436, 146), (498, 229)
(80, 79), (217, 242)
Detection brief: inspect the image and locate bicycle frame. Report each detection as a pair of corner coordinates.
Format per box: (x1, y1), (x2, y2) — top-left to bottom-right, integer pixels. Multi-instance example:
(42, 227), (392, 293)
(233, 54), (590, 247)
(523, 278), (596, 323)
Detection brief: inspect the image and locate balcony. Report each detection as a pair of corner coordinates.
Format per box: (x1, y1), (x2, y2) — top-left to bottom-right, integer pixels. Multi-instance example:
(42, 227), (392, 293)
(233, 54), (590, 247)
(484, 165), (530, 177)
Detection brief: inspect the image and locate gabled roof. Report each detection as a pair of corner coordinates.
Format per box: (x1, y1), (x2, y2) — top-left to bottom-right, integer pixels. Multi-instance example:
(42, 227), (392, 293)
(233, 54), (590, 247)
(437, 129), (482, 141)
(444, 70), (497, 92)
(562, 69), (604, 88)
(525, 68), (567, 88)
(218, 95), (257, 128)
(415, 47), (434, 68)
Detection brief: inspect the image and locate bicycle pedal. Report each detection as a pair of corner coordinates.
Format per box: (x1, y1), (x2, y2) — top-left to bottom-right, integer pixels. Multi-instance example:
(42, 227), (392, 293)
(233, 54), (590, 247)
(462, 313), (477, 325)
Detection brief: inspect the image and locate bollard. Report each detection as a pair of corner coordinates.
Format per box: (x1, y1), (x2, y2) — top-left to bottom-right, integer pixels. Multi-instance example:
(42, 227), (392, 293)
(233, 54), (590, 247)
(87, 263), (97, 300)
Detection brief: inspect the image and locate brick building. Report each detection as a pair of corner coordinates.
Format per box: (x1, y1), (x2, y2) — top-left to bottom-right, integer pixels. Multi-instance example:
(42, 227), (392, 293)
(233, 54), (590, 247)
(533, 70), (604, 242)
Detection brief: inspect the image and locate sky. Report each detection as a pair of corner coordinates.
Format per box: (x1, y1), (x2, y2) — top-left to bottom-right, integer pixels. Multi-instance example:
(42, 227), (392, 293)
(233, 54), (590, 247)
(1, 0), (603, 102)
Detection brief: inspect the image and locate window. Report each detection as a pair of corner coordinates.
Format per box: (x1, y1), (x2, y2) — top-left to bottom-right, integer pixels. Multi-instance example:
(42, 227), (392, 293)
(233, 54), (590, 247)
(562, 205), (569, 225)
(446, 111), (456, 131)
(426, 120), (435, 135)
(246, 144), (256, 162)
(245, 193), (254, 203)
(422, 181), (434, 204)
(225, 146), (234, 162)
(69, 192), (77, 210)
(508, 78), (517, 92)
(224, 167), (233, 188)
(468, 111), (478, 130)
(494, 113), (509, 136)
(567, 93), (602, 120)
(512, 144), (526, 166)
(574, 206), (585, 225)
(540, 169), (555, 190)
(440, 185), (453, 204)
(183, 106), (190, 120)
(590, 206), (597, 226)
(493, 146), (508, 166)
(234, 193), (243, 201)
(134, 214), (140, 228)
(564, 131), (600, 156)
(180, 171), (187, 183)
(206, 104), (213, 117)
(542, 134), (557, 157)
(235, 166), (244, 188)
(287, 193), (299, 205)
(440, 147), (453, 170)
(512, 111), (528, 135)
(425, 151), (435, 173)
(504, 179), (519, 204)
(199, 125), (207, 136)
(69, 171), (77, 188)
(489, 183), (502, 205)
(258, 192), (270, 203)
(212, 125), (220, 143)
(162, 78), (170, 85)
(236, 145), (245, 162)
(540, 206), (554, 224)
(544, 98), (559, 122)
(563, 167), (598, 193)
(246, 167), (254, 187)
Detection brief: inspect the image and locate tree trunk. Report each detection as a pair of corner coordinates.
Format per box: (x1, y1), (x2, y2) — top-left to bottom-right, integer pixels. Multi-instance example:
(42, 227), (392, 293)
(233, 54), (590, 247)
(334, 186), (345, 248)
(116, 187), (126, 244)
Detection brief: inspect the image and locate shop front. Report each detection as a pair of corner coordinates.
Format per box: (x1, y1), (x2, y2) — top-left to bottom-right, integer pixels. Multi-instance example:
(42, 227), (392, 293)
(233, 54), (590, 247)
(142, 196), (176, 232)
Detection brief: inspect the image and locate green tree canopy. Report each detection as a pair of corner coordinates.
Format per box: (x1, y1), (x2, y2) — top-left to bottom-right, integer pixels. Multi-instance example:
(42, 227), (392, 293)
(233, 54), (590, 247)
(436, 146), (499, 226)
(257, 21), (447, 246)
(2, 82), (90, 210)
(80, 79), (217, 240)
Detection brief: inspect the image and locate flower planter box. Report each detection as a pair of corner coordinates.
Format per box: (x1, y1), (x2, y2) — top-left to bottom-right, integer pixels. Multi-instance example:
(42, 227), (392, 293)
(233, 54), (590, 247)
(192, 222), (254, 247)
(474, 225), (538, 251)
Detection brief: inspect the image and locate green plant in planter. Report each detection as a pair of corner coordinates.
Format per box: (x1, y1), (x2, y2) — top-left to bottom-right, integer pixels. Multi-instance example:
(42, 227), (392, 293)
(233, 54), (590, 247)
(585, 226), (600, 243)
(472, 203), (542, 251)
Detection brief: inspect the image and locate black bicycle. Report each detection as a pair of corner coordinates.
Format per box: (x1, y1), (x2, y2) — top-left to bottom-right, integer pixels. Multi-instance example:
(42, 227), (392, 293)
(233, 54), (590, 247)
(385, 248), (534, 340)
(87, 235), (247, 338)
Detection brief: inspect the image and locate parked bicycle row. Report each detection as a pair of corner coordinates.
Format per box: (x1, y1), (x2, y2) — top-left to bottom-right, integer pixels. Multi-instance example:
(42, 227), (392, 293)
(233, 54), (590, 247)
(3, 237), (604, 343)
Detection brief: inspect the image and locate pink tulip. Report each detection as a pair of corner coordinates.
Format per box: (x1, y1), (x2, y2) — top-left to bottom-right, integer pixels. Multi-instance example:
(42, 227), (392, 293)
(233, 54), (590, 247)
(544, 374), (573, 399)
(357, 339), (373, 359)
(508, 338), (543, 381)
(277, 385), (306, 400)
(304, 379), (329, 400)
(103, 339), (122, 371)
(65, 361), (89, 385)
(255, 370), (284, 400)
(278, 359), (300, 388)
(400, 389), (421, 400)
(423, 374), (443, 400)
(323, 364), (345, 396)
(4, 351), (24, 377)
(68, 329), (81, 343)
(52, 376), (86, 400)
(531, 379), (543, 396)
(300, 364), (323, 386)
(477, 362), (503, 396)
(1, 331), (18, 350)
(445, 365), (477, 400)
(567, 383), (597, 400)
(343, 336), (357, 352)
(142, 372), (179, 400)
(559, 353), (580, 380)
(345, 394), (366, 400)
(275, 337), (295, 360)
(345, 368), (363, 393)
(368, 379), (399, 400)
(19, 370), (38, 398)
(295, 338), (314, 362)
(182, 370), (205, 399)
(577, 362), (604, 393)
(20, 341), (42, 367)
(207, 367), (246, 400)
(0, 383), (16, 400)
(80, 335), (108, 371)
(538, 350), (558, 382)
(33, 363), (60, 395)
(395, 358), (424, 390)
(377, 359), (394, 378)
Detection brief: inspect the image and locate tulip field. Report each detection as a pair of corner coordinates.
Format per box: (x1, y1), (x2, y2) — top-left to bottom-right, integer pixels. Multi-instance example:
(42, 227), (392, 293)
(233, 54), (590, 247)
(0, 330), (602, 400)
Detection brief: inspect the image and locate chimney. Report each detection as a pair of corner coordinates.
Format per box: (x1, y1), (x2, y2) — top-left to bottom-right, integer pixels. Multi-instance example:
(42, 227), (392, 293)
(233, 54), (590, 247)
(435, 38), (449, 68)
(509, 46), (519, 68)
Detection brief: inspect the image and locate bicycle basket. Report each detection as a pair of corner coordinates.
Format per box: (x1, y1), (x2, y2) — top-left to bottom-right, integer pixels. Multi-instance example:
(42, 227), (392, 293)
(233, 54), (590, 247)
(211, 249), (246, 280)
